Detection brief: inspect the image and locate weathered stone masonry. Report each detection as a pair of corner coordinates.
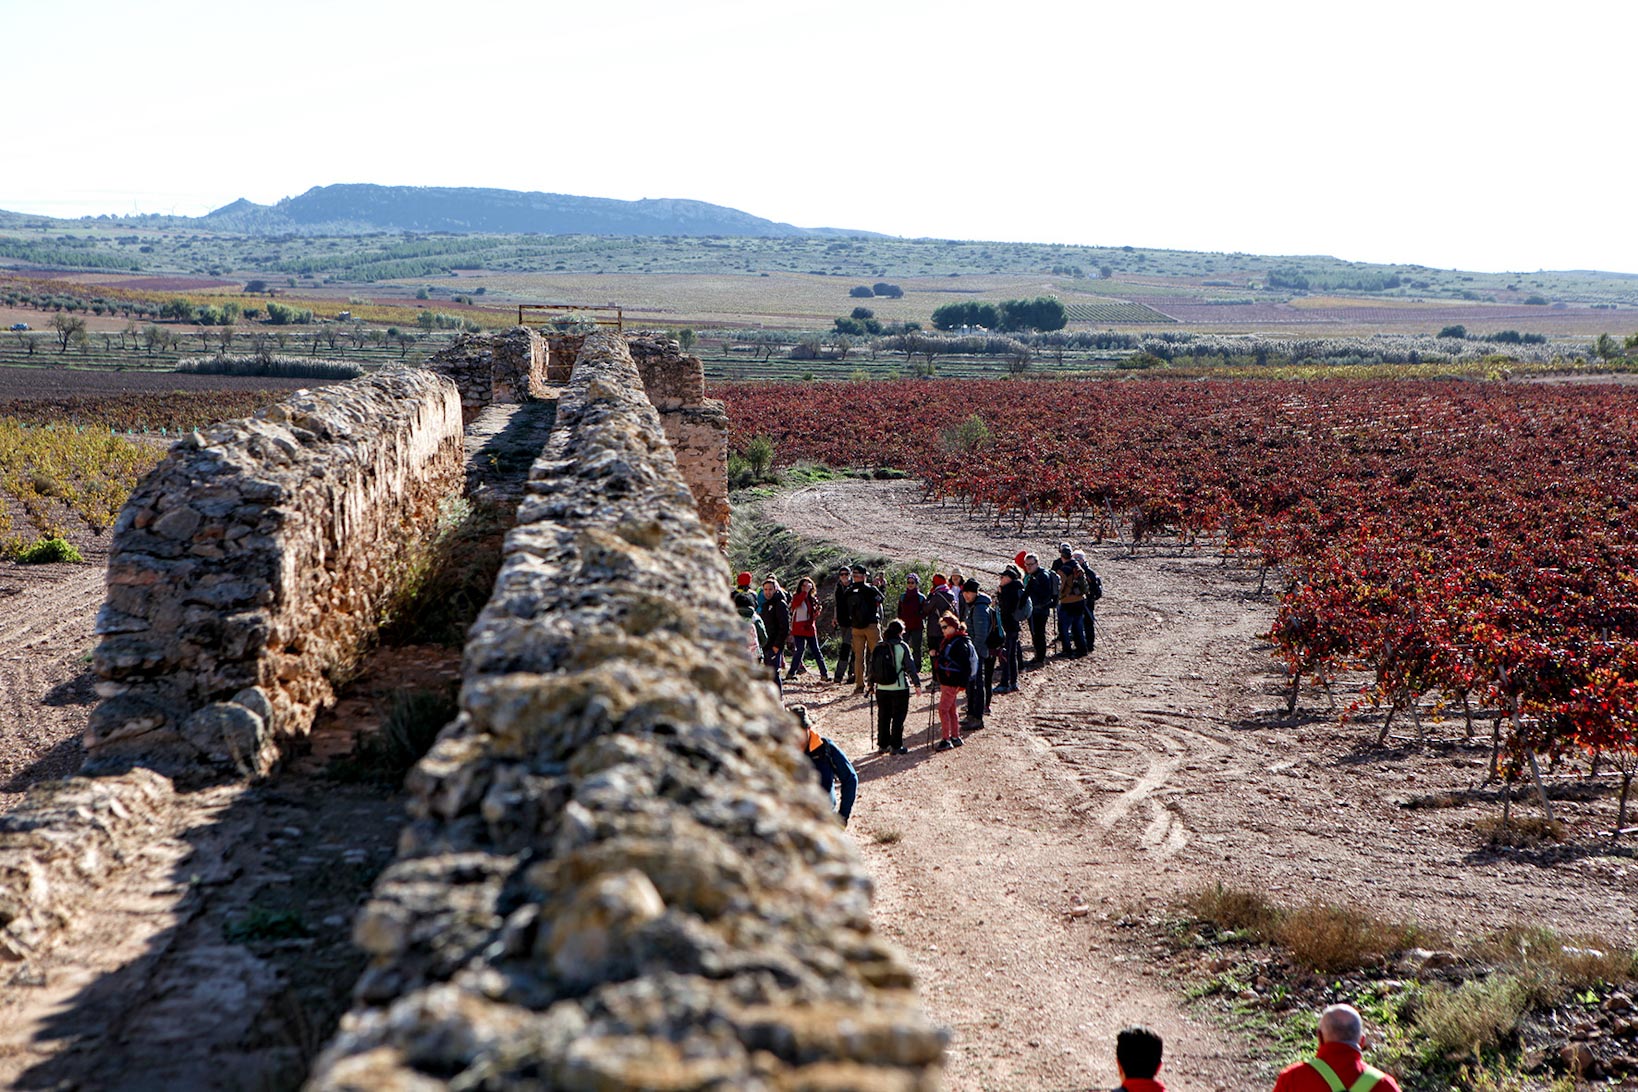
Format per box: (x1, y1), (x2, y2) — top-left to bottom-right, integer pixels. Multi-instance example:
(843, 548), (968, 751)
(86, 369), (465, 777)
(432, 325), (730, 550)
(308, 333), (943, 1089)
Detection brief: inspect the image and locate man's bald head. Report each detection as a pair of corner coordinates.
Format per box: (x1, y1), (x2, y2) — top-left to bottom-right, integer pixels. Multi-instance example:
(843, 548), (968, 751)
(1319, 1004), (1364, 1046)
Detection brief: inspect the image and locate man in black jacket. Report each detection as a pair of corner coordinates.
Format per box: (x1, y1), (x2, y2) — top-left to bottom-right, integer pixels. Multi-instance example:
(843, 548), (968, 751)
(831, 564), (855, 685)
(844, 564), (885, 695)
(1022, 552), (1056, 666)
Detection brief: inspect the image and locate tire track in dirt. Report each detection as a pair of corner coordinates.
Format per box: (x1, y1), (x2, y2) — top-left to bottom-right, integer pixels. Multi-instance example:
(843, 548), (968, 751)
(0, 555), (105, 812)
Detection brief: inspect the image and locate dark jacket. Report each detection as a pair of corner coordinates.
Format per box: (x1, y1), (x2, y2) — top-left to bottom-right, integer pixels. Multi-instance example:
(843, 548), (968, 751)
(760, 592), (790, 648)
(843, 581), (884, 627)
(997, 579), (1026, 631)
(1025, 568), (1056, 612)
(833, 579), (853, 629)
(923, 586), (955, 627)
(964, 592), (1000, 653)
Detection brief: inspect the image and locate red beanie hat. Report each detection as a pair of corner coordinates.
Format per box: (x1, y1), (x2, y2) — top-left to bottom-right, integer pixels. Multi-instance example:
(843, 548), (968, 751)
(1014, 550), (1029, 568)
(736, 571), (752, 587)
(931, 573), (946, 587)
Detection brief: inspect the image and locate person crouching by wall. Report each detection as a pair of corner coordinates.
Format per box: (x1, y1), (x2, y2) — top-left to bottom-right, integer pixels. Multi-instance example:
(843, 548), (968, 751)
(793, 704), (856, 825)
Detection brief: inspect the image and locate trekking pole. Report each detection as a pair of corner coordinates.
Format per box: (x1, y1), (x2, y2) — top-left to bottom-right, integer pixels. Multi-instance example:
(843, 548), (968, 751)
(868, 685), (876, 753)
(926, 686), (936, 750)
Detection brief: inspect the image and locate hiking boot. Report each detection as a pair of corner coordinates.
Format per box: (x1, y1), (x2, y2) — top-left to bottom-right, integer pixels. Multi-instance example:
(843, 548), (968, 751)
(951, 736), (964, 747)
(936, 739), (954, 752)
(894, 746), (909, 755)
(993, 684), (1015, 694)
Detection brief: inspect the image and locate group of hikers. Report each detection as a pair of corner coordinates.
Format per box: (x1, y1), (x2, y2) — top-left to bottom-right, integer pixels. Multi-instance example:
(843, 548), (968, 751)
(735, 541), (1104, 755)
(742, 554), (1402, 1092)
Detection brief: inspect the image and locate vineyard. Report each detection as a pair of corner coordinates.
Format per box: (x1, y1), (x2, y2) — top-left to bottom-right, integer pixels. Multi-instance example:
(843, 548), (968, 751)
(0, 421), (161, 550)
(719, 378), (1638, 830)
(1062, 299), (1176, 325)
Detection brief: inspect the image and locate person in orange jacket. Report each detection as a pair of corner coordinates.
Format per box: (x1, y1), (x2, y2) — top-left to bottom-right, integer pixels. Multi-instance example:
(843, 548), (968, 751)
(1272, 1004), (1401, 1092)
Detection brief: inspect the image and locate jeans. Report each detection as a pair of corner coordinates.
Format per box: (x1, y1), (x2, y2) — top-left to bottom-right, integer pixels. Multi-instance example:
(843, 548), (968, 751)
(790, 634), (828, 678)
(876, 688), (911, 750)
(834, 635), (853, 682)
(903, 628), (923, 672)
(1058, 602), (1089, 655)
(1000, 626), (1022, 688)
(1030, 607), (1053, 661)
(811, 741), (857, 823)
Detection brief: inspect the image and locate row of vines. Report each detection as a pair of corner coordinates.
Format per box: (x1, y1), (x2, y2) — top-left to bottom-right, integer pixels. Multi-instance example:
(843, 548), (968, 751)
(717, 378), (1638, 831)
(0, 421), (163, 549)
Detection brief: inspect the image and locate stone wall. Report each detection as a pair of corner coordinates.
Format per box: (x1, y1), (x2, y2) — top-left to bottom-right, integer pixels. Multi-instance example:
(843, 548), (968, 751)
(308, 333), (943, 1089)
(626, 333), (731, 550)
(86, 369), (465, 778)
(428, 326), (549, 422)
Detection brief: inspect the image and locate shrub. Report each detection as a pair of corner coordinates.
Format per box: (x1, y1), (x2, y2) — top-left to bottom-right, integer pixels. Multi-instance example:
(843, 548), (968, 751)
(849, 285), (875, 298)
(14, 536), (83, 564)
(872, 282), (903, 298)
(1414, 975), (1531, 1057)
(1185, 882), (1278, 935)
(1276, 901), (1415, 972)
(940, 414), (991, 454)
(1438, 325), (1468, 339)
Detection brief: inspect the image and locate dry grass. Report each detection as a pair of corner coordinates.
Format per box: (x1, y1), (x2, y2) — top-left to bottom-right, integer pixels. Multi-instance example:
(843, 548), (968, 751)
(1275, 902), (1419, 974)
(1185, 882), (1278, 935)
(1474, 815), (1564, 847)
(1183, 883), (1423, 973)
(1475, 926), (1637, 992)
(1414, 974), (1534, 1058)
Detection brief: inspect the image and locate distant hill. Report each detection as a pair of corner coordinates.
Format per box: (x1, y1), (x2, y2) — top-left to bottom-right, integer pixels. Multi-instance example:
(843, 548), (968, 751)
(192, 184), (873, 238)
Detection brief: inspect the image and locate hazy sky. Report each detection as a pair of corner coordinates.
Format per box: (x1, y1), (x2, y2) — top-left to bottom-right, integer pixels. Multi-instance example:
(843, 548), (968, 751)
(3, 0), (1633, 274)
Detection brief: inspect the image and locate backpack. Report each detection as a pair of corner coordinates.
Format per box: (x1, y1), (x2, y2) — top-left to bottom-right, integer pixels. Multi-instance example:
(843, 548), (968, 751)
(1048, 569), (1061, 605)
(871, 641), (905, 685)
(1011, 586), (1032, 623)
(937, 635), (977, 684)
(1087, 568), (1103, 601)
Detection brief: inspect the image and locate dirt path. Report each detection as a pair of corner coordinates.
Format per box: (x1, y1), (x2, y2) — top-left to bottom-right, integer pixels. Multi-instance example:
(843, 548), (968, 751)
(764, 479), (1638, 1091)
(0, 553), (105, 813)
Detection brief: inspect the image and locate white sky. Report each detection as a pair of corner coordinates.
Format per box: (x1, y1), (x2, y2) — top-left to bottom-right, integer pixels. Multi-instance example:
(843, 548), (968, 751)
(2, 0), (1633, 274)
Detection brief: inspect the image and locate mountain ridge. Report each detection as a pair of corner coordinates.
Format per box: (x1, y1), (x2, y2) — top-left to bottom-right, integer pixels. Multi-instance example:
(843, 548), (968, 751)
(188, 184), (876, 238)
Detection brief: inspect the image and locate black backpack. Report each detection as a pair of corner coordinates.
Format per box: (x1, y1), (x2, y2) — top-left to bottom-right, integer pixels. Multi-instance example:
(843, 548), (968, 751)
(871, 641), (905, 685)
(1088, 569), (1103, 601)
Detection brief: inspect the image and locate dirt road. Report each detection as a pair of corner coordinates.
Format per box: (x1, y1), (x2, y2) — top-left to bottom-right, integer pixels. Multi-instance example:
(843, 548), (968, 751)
(0, 554), (104, 813)
(765, 479), (1638, 1091)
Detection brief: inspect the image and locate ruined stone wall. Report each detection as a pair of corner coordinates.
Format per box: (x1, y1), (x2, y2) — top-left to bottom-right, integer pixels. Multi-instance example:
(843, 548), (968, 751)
(87, 369), (465, 777)
(627, 333), (731, 549)
(428, 326), (548, 422)
(308, 333), (942, 1089)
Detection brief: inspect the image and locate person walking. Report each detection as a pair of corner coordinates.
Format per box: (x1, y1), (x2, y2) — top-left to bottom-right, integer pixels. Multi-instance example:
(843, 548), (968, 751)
(1022, 552), (1057, 666)
(844, 564), (884, 695)
(895, 572), (928, 668)
(795, 705), (857, 826)
(932, 613), (976, 750)
(959, 578), (1000, 729)
(870, 619), (923, 754)
(1272, 1004), (1402, 1092)
(831, 564), (855, 685)
(995, 564), (1027, 693)
(787, 576), (828, 680)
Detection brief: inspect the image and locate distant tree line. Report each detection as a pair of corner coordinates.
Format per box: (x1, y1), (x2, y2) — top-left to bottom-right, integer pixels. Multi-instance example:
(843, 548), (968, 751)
(931, 296), (1067, 333)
